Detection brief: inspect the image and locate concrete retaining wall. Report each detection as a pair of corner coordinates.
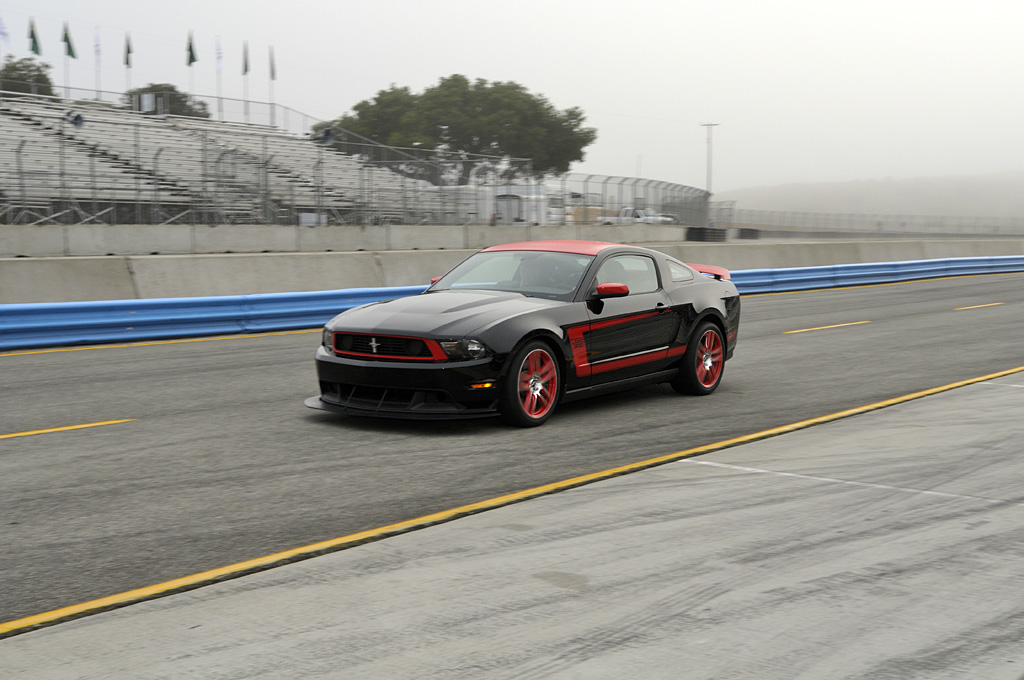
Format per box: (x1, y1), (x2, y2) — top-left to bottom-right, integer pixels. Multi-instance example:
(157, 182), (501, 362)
(1, 223), (695, 258)
(3, 237), (1024, 304)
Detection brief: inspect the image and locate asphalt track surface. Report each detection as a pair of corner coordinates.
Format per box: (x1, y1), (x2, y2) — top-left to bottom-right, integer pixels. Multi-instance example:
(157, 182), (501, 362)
(3, 273), (1024, 627)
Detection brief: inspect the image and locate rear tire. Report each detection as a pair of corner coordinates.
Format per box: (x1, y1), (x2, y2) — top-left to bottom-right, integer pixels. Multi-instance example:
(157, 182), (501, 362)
(671, 322), (725, 395)
(500, 340), (560, 427)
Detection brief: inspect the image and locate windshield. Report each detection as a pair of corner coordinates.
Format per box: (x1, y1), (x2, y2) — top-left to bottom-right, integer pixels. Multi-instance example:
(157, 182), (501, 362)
(431, 250), (595, 301)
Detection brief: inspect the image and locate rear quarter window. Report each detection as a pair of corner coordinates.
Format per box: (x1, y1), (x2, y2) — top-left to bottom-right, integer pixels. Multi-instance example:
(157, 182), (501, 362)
(668, 260), (695, 282)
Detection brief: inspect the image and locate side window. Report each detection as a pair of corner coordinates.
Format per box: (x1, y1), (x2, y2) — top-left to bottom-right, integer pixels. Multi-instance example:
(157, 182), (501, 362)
(595, 255), (659, 294)
(668, 260), (695, 283)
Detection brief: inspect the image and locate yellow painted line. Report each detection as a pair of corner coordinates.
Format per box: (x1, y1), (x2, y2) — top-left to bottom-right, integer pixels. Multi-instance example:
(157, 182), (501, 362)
(0, 329), (320, 357)
(0, 419), (136, 440)
(4, 363), (1024, 638)
(954, 302), (1005, 311)
(785, 320), (871, 334)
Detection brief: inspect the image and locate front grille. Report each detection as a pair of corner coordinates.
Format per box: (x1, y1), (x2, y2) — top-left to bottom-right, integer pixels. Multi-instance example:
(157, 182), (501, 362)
(321, 381), (455, 412)
(334, 333), (436, 360)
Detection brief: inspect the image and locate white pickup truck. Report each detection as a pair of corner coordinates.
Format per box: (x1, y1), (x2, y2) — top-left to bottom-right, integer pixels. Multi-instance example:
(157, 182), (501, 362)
(597, 208), (673, 225)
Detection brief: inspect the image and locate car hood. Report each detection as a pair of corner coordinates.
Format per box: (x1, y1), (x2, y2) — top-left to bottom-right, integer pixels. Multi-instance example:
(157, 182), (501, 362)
(327, 290), (562, 338)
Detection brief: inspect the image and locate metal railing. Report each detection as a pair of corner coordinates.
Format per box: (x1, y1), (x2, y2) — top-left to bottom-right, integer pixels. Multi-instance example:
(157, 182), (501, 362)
(726, 208), (1024, 237)
(546, 173), (710, 226)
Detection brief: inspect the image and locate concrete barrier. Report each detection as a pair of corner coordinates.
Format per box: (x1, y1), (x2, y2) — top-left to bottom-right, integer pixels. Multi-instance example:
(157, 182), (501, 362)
(1, 223), (696, 258)
(129, 253), (386, 299)
(3, 237), (1024, 304)
(0, 257), (139, 303)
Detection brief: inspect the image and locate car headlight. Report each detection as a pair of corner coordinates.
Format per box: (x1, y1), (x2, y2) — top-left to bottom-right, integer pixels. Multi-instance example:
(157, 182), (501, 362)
(440, 338), (491, 360)
(322, 328), (334, 350)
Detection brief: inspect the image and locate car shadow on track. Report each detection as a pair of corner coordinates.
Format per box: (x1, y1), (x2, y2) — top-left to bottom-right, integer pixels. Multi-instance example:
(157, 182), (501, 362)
(301, 383), (686, 436)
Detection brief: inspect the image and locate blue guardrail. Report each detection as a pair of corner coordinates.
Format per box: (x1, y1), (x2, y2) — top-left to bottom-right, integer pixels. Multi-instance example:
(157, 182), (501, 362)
(3, 256), (1024, 351)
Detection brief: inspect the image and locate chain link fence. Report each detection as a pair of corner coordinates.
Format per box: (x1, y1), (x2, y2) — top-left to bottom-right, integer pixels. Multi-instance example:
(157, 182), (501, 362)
(7, 85), (1018, 236)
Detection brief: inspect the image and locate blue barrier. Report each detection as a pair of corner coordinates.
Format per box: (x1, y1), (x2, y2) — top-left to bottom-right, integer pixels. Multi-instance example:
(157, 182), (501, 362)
(3, 256), (1024, 351)
(0, 286), (428, 351)
(730, 256), (1024, 294)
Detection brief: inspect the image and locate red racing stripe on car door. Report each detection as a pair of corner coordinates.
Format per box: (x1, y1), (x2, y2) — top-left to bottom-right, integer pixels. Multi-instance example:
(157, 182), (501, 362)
(591, 347), (669, 375)
(588, 311), (660, 331)
(566, 325), (592, 378)
(567, 311), (668, 378)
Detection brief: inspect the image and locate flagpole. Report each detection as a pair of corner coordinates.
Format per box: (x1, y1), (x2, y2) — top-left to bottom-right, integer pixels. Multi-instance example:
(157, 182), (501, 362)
(216, 36), (223, 121)
(243, 40), (249, 124)
(62, 22), (77, 101)
(94, 27), (100, 101)
(28, 18), (41, 95)
(125, 34), (132, 95)
(0, 17), (6, 100)
(186, 31), (196, 110)
(269, 46), (275, 127)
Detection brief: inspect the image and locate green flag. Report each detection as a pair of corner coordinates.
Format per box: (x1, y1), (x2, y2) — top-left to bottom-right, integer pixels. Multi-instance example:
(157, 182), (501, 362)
(242, 41), (249, 75)
(269, 46), (275, 81)
(62, 22), (76, 59)
(187, 31), (197, 66)
(29, 18), (41, 55)
(124, 33), (132, 67)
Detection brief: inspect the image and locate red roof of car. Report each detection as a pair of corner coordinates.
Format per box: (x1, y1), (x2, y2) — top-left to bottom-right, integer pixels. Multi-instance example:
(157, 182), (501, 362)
(482, 240), (623, 256)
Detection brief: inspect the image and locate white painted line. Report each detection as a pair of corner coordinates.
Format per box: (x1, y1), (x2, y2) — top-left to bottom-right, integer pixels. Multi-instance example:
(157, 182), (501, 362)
(976, 382), (1024, 389)
(686, 460), (1024, 507)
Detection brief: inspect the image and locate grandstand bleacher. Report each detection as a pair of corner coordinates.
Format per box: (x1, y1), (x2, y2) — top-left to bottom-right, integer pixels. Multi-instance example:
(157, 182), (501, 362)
(0, 94), (446, 226)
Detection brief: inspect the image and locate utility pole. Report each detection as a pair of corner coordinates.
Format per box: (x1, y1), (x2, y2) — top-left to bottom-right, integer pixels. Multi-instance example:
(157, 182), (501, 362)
(700, 123), (719, 195)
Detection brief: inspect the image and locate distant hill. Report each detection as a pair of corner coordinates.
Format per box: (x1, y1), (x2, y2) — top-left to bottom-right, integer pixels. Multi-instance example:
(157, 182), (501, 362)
(714, 171), (1024, 218)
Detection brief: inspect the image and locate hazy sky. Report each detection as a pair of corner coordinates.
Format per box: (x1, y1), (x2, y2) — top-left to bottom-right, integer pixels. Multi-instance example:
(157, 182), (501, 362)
(4, 0), (1023, 192)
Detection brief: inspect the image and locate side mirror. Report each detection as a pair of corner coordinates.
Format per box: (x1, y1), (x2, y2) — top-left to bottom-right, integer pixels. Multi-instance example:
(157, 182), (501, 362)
(593, 282), (629, 299)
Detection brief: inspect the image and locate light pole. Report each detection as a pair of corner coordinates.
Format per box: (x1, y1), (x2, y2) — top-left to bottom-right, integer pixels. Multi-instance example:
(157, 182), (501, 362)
(700, 123), (719, 195)
(310, 127), (335, 226)
(59, 112), (85, 217)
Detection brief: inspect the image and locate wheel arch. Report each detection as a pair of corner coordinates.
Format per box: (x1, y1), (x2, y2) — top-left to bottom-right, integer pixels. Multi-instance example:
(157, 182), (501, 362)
(690, 309), (727, 346)
(504, 329), (569, 393)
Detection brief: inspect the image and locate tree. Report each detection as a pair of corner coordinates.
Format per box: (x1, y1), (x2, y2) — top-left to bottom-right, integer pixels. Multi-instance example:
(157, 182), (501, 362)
(123, 83), (210, 118)
(0, 55), (56, 96)
(318, 75), (597, 185)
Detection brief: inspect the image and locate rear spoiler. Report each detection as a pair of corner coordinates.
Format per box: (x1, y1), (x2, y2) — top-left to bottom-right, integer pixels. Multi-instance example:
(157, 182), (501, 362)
(688, 263), (731, 281)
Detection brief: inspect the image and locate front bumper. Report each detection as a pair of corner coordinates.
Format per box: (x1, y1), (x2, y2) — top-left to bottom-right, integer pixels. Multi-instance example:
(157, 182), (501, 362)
(306, 346), (502, 419)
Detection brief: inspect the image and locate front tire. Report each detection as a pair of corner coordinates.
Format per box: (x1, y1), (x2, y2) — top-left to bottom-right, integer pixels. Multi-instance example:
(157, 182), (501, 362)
(672, 322), (725, 395)
(500, 340), (560, 427)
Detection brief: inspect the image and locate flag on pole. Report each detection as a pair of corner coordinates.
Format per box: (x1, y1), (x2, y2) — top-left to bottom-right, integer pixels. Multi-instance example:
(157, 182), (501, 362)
(94, 26), (100, 59)
(29, 18), (41, 55)
(63, 22), (76, 58)
(0, 16), (11, 46)
(242, 41), (249, 75)
(187, 31), (197, 65)
(269, 46), (276, 80)
(124, 33), (132, 67)
(216, 35), (222, 72)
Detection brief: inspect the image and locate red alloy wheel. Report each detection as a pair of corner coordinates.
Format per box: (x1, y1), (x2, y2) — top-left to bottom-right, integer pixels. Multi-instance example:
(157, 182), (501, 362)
(694, 327), (724, 388)
(518, 348), (558, 418)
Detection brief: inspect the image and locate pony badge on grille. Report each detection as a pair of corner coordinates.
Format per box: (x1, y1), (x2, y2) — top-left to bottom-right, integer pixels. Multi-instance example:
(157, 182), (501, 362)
(368, 338), (380, 353)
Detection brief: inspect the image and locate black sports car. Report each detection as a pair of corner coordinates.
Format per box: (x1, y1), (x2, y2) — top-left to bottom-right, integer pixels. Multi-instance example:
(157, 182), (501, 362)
(305, 240), (740, 427)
